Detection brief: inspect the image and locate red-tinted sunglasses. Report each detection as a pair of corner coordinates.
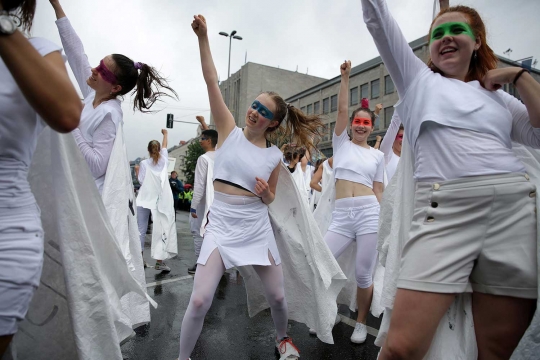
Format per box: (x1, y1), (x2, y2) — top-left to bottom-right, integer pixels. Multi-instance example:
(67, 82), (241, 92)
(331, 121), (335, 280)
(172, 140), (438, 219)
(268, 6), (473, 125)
(95, 59), (117, 84)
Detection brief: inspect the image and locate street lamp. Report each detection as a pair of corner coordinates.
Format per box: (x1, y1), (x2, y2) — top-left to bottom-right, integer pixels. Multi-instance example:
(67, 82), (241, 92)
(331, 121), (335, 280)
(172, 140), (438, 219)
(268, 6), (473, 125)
(219, 30), (243, 79)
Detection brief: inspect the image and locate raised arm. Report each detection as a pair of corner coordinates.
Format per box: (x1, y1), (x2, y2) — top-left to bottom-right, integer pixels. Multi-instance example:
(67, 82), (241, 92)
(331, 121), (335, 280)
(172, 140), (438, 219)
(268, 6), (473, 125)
(191, 15), (235, 146)
(310, 163), (324, 192)
(50, 0), (93, 98)
(380, 113), (402, 163)
(161, 129), (168, 149)
(0, 32), (81, 133)
(361, 0), (426, 97)
(196, 115), (210, 130)
(335, 61), (352, 136)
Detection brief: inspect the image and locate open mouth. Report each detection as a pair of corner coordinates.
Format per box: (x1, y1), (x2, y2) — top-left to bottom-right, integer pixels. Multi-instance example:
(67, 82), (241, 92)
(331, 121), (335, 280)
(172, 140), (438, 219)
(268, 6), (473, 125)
(355, 128), (367, 135)
(248, 114), (257, 125)
(440, 46), (457, 56)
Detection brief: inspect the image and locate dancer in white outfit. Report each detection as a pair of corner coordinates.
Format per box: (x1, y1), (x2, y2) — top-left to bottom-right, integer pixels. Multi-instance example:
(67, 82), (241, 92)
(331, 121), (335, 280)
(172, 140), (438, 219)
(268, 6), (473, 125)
(136, 129), (178, 272)
(379, 114), (403, 182)
(362, 0), (540, 358)
(321, 61), (385, 344)
(179, 15), (327, 360)
(188, 120), (217, 274)
(0, 0), (82, 354)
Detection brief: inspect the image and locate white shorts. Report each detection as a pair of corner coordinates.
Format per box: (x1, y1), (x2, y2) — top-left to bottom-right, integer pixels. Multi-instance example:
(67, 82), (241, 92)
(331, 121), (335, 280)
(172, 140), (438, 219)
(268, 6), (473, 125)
(198, 192), (280, 269)
(327, 195), (380, 238)
(0, 205), (44, 335)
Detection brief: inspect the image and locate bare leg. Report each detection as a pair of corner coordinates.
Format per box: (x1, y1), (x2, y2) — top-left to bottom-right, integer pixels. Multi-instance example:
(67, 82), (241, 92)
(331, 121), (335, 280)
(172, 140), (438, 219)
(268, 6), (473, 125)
(473, 292), (536, 360)
(379, 289), (456, 360)
(0, 335), (13, 358)
(253, 252), (288, 339)
(178, 248), (226, 360)
(356, 284), (373, 323)
(354, 233), (378, 323)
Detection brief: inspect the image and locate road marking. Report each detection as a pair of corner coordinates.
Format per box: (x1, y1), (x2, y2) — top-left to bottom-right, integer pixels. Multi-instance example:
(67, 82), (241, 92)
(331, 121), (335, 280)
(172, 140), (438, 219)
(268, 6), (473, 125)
(339, 314), (379, 337)
(146, 275), (193, 288)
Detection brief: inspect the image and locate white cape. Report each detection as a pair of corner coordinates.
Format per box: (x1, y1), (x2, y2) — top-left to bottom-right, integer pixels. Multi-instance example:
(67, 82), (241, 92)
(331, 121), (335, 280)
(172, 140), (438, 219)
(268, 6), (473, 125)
(235, 163), (347, 344)
(195, 153), (214, 237)
(7, 128), (156, 360)
(101, 123), (152, 340)
(137, 162), (178, 260)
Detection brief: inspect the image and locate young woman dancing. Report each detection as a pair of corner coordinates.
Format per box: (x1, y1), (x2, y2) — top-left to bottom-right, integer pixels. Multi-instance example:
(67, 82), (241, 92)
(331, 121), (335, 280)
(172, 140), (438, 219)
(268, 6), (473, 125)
(0, 0), (81, 354)
(321, 60), (385, 343)
(362, 0), (540, 358)
(179, 14), (325, 360)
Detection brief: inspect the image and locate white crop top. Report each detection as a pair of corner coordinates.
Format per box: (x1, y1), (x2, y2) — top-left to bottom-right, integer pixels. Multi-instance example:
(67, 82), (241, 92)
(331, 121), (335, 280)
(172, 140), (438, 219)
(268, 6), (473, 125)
(332, 130), (385, 189)
(213, 127), (283, 194)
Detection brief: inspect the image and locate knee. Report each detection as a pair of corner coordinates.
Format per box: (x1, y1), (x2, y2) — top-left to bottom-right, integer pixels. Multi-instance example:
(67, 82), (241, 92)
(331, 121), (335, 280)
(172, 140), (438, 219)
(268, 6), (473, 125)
(268, 292), (286, 309)
(190, 294), (212, 314)
(356, 270), (373, 289)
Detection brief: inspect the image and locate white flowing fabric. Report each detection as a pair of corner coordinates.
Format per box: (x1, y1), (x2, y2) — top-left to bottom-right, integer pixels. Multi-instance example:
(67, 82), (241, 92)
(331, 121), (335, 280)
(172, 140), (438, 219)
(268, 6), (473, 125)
(291, 163), (310, 205)
(375, 135), (477, 358)
(8, 128), (156, 360)
(137, 163), (178, 260)
(313, 160), (335, 234)
(197, 153), (214, 237)
(235, 163), (347, 344)
(101, 123), (152, 339)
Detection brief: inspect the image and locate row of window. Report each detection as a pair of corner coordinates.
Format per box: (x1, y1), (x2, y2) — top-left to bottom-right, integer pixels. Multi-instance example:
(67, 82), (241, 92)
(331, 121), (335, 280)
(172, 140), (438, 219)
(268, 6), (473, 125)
(300, 75), (395, 114)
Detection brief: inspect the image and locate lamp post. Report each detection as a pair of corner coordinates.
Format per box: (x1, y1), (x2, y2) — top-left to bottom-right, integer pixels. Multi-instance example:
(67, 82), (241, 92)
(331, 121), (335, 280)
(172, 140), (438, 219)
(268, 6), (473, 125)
(219, 30), (243, 79)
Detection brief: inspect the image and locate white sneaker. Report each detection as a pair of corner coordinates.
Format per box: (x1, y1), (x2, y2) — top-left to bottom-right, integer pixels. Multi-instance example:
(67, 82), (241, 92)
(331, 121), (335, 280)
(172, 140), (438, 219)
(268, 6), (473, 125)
(309, 314), (341, 335)
(350, 322), (368, 344)
(275, 337), (300, 359)
(155, 262), (171, 272)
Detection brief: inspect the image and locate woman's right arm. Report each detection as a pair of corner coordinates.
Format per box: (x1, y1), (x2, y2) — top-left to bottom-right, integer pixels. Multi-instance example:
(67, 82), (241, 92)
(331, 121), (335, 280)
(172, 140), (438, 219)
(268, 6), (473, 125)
(361, 0), (426, 97)
(0, 32), (81, 133)
(310, 164), (323, 192)
(192, 15), (235, 146)
(50, 0), (93, 98)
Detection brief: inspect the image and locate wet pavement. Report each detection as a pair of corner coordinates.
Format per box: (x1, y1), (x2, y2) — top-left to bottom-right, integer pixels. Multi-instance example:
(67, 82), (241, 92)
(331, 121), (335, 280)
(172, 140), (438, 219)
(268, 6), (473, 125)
(121, 211), (382, 360)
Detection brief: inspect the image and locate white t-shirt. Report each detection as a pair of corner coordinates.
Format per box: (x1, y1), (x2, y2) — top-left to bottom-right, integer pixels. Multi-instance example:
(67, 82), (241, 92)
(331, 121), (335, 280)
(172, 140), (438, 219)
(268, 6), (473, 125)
(332, 130), (385, 189)
(138, 148), (168, 185)
(380, 113), (402, 182)
(0, 38), (62, 208)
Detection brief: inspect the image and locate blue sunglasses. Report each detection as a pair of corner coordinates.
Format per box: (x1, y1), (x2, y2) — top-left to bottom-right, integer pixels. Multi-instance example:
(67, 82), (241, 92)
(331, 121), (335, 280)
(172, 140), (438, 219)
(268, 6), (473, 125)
(250, 100), (274, 120)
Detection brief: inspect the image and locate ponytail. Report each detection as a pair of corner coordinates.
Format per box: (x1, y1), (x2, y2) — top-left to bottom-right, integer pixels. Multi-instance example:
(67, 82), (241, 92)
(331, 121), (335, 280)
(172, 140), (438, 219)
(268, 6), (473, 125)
(263, 91), (325, 154)
(111, 54), (178, 113)
(147, 140), (160, 165)
(3, 0), (36, 31)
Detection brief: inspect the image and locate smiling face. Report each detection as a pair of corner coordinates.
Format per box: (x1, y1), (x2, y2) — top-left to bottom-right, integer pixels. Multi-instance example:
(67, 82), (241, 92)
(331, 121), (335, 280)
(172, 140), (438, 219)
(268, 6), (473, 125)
(350, 110), (373, 143)
(87, 55), (119, 95)
(429, 12), (480, 81)
(245, 93), (279, 133)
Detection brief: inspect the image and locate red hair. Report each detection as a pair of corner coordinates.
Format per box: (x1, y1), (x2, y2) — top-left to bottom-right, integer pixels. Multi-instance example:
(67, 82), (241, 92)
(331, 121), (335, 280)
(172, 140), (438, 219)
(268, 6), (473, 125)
(427, 6), (498, 84)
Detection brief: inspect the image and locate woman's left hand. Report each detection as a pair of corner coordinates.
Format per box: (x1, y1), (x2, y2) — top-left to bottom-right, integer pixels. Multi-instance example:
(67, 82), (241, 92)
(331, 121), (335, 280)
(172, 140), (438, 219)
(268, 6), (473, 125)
(255, 177), (271, 198)
(483, 67), (522, 91)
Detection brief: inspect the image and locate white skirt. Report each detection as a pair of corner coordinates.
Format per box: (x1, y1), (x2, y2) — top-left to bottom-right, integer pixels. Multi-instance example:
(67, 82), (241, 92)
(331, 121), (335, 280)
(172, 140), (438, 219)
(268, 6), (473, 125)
(198, 192), (281, 269)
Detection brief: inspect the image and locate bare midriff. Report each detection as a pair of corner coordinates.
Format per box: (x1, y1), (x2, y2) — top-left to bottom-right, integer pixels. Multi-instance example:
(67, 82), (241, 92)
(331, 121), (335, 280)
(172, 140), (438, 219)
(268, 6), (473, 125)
(214, 181), (257, 197)
(335, 179), (375, 200)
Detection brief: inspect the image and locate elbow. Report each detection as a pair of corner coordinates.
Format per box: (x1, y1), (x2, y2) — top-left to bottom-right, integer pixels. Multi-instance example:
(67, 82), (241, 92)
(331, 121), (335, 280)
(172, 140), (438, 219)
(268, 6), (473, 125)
(51, 102), (83, 133)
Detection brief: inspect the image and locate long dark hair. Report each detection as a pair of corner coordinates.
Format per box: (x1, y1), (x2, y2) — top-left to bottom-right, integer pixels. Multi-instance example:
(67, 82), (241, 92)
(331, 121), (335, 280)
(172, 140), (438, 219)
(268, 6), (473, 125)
(2, 0), (36, 31)
(110, 54), (178, 113)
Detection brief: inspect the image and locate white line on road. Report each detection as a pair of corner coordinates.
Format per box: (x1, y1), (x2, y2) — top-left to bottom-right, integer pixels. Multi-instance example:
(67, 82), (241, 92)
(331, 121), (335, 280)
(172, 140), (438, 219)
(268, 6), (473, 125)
(146, 275), (193, 288)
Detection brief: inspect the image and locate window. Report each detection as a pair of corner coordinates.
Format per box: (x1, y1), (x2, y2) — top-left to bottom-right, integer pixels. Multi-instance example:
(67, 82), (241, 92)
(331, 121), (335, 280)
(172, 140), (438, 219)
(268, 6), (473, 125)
(385, 75), (395, 95)
(371, 79), (380, 99)
(322, 124), (330, 142)
(360, 83), (369, 100)
(330, 95), (338, 112)
(314, 101), (320, 114)
(323, 98), (330, 114)
(330, 122), (336, 137)
(306, 104), (312, 115)
(350, 87), (359, 106)
(301, 106), (306, 113)
(384, 106), (394, 129)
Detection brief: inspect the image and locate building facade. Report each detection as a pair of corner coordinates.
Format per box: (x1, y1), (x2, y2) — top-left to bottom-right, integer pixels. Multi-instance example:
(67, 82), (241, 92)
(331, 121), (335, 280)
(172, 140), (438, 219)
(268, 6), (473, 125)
(285, 37), (540, 158)
(212, 62), (327, 128)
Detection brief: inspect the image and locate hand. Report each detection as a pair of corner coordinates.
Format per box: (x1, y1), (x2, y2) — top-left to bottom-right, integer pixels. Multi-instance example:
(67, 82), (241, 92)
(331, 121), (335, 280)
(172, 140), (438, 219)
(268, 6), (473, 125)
(376, 135), (382, 142)
(254, 177), (271, 198)
(196, 115), (206, 124)
(482, 67), (521, 91)
(374, 103), (383, 115)
(191, 212), (198, 218)
(340, 60), (351, 77)
(161, 129), (168, 135)
(191, 15), (207, 37)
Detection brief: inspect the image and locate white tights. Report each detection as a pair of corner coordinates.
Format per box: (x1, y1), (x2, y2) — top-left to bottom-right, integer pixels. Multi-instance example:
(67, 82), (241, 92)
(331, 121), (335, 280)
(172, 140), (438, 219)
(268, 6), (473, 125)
(178, 249), (288, 360)
(324, 231), (378, 288)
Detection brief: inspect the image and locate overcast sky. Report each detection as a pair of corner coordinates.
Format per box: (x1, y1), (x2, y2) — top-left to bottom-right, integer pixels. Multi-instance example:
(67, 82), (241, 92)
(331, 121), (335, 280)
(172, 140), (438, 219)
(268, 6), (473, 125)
(31, 0), (539, 160)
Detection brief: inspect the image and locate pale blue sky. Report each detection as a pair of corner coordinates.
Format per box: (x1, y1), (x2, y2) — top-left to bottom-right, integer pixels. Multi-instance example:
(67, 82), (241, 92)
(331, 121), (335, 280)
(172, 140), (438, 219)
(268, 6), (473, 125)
(30, 0), (540, 159)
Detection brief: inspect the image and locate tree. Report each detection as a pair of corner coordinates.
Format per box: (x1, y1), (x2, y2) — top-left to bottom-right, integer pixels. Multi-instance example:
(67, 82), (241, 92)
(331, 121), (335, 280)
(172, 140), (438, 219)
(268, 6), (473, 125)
(183, 140), (204, 185)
